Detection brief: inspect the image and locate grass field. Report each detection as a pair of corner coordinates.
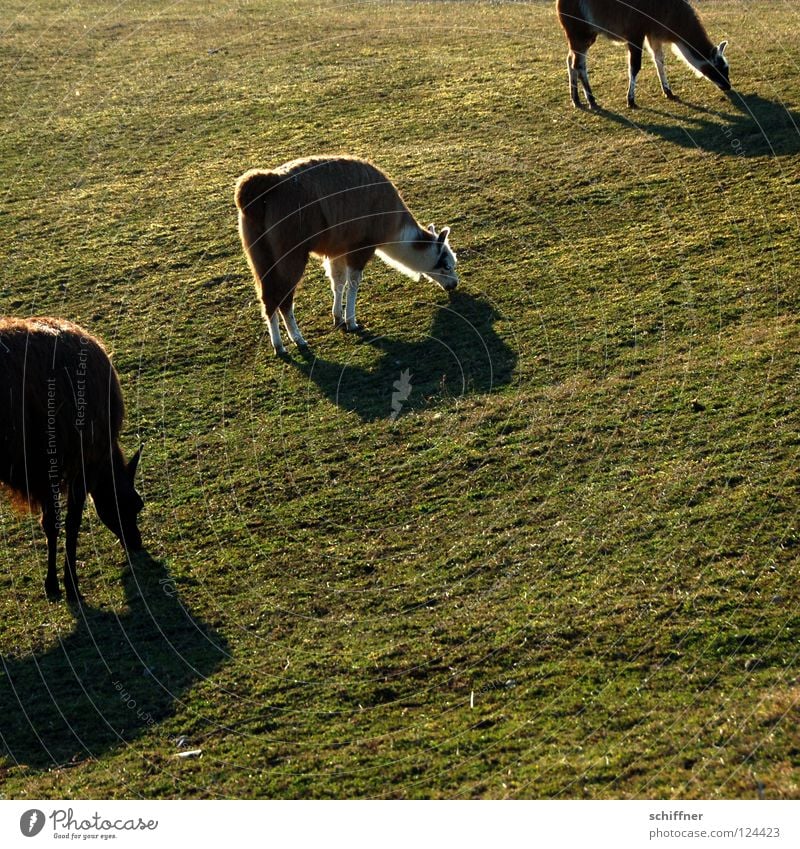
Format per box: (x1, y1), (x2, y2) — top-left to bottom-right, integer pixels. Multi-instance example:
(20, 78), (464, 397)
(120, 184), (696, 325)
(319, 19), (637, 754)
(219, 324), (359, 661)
(1, 0), (799, 799)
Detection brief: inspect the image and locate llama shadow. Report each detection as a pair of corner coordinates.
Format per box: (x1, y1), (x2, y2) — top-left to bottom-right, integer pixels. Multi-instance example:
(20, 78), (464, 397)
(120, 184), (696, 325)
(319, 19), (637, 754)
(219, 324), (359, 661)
(292, 292), (516, 422)
(596, 91), (800, 157)
(0, 553), (228, 770)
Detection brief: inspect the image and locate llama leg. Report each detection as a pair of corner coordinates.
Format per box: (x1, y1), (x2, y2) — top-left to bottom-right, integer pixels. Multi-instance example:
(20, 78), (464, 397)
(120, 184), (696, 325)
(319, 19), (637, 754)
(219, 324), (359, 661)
(651, 43), (676, 100)
(258, 301), (285, 355)
(627, 41), (644, 108)
(567, 53), (580, 107)
(344, 267), (363, 332)
(573, 51), (597, 110)
(279, 296), (309, 350)
(324, 257), (347, 327)
(260, 256), (306, 355)
(41, 495), (60, 599)
(64, 482), (86, 602)
(258, 281), (287, 355)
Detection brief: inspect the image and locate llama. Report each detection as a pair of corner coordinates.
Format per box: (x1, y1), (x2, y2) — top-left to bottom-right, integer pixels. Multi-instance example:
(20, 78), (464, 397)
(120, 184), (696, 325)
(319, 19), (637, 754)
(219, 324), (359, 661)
(0, 317), (143, 601)
(234, 156), (458, 355)
(556, 0), (731, 109)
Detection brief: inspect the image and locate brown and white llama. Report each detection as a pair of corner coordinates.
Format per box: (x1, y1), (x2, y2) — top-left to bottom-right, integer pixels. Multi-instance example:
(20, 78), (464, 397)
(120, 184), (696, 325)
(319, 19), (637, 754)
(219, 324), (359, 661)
(0, 317), (144, 601)
(556, 0), (731, 109)
(234, 156), (458, 355)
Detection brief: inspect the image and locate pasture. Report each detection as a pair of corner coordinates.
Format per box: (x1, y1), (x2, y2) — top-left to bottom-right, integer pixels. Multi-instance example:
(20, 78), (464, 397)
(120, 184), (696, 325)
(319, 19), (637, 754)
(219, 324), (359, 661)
(1, 0), (798, 799)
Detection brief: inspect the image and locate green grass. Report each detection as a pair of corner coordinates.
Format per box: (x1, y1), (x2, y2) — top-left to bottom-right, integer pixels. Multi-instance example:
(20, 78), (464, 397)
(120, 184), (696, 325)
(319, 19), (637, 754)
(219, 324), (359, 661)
(1, 0), (799, 798)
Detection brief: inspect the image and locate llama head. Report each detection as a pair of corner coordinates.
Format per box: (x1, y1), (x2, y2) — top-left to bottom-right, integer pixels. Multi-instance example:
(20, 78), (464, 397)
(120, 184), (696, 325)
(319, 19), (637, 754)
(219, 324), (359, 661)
(421, 224), (459, 292)
(92, 445), (145, 552)
(702, 41), (731, 91)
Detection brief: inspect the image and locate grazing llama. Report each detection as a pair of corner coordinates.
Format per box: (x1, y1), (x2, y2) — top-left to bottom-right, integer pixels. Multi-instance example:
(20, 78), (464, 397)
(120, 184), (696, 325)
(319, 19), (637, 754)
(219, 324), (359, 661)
(0, 317), (143, 601)
(235, 155), (458, 355)
(556, 0), (731, 109)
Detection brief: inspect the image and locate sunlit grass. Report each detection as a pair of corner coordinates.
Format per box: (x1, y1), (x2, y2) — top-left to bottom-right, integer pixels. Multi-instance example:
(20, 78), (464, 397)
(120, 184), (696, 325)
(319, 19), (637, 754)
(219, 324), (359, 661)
(0, 0), (798, 799)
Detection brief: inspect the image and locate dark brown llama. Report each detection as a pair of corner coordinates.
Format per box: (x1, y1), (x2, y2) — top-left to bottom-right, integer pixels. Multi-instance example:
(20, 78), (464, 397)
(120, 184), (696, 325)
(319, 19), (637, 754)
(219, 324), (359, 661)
(0, 318), (143, 601)
(556, 0), (731, 109)
(235, 155), (458, 355)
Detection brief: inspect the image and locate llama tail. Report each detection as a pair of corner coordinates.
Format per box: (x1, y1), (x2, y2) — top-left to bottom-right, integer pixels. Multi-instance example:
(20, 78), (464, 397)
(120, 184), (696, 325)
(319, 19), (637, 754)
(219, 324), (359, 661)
(235, 171), (281, 305)
(234, 169), (282, 218)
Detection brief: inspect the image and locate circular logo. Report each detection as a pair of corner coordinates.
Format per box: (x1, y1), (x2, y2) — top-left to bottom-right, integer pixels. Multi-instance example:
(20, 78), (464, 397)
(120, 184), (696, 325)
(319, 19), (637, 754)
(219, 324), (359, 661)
(19, 810), (46, 837)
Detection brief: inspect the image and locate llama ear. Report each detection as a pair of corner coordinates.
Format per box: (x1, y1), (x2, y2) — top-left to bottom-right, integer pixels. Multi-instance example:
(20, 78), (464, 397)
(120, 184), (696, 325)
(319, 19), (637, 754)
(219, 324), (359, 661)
(427, 223), (437, 236)
(128, 445), (143, 480)
(717, 40), (728, 55)
(437, 227), (450, 243)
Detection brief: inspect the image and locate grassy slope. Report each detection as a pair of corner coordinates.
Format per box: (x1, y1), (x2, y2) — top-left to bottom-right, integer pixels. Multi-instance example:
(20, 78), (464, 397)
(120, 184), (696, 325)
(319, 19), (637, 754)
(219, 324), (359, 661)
(0, 0), (798, 798)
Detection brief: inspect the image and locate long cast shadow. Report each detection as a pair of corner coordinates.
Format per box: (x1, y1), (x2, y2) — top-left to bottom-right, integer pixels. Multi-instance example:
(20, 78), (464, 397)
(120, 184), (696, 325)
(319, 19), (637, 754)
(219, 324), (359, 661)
(594, 91), (800, 157)
(0, 552), (228, 770)
(291, 292), (517, 422)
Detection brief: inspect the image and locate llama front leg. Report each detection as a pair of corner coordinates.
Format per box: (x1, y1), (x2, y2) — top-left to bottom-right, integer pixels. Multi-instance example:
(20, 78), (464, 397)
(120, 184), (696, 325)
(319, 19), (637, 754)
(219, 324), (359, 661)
(651, 42), (677, 100)
(324, 257), (347, 327)
(64, 482), (86, 603)
(41, 495), (60, 599)
(344, 267), (363, 332)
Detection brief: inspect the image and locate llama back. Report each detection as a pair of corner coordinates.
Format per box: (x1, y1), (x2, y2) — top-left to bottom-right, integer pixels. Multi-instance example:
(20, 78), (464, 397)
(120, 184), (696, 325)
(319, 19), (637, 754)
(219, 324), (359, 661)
(567, 0), (713, 52)
(235, 156), (411, 259)
(0, 317), (124, 506)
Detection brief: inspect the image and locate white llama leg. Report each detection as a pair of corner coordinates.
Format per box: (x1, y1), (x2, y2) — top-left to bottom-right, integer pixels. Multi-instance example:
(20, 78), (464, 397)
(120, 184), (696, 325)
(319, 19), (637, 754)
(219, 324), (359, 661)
(325, 257), (347, 327)
(651, 43), (675, 99)
(266, 311), (285, 355)
(280, 303), (308, 349)
(345, 267), (363, 331)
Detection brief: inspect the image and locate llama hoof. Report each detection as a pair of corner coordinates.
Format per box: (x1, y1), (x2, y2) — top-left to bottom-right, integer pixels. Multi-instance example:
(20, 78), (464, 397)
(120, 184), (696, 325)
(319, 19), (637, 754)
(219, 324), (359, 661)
(665, 91), (679, 101)
(273, 347), (289, 359)
(627, 100), (638, 110)
(344, 323), (365, 334)
(45, 582), (61, 601)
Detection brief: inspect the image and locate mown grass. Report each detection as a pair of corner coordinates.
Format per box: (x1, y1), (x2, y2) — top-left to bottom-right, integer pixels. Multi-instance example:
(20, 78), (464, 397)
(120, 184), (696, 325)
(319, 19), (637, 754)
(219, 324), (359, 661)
(0, 0), (798, 798)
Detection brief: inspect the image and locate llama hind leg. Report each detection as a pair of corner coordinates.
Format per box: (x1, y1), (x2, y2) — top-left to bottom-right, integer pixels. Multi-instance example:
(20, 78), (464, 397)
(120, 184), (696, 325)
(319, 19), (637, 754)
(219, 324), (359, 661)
(567, 53), (581, 108)
(257, 281), (286, 354)
(279, 297), (309, 350)
(259, 259), (305, 355)
(570, 50), (597, 110)
(627, 41), (644, 108)
(260, 302), (286, 355)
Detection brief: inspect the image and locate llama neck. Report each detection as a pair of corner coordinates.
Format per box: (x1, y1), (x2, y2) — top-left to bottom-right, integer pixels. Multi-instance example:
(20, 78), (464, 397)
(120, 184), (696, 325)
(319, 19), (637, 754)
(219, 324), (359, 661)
(376, 221), (434, 279)
(674, 5), (715, 62)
